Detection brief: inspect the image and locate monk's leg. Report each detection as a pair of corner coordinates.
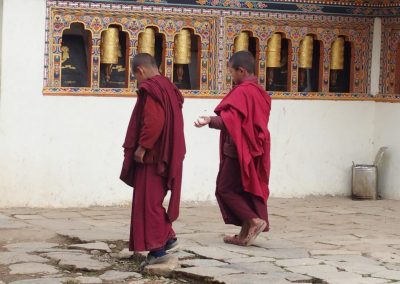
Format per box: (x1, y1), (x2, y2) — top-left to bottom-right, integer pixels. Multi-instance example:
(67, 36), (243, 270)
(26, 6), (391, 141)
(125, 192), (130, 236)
(129, 164), (175, 252)
(216, 157), (260, 224)
(216, 157), (269, 243)
(240, 191), (269, 244)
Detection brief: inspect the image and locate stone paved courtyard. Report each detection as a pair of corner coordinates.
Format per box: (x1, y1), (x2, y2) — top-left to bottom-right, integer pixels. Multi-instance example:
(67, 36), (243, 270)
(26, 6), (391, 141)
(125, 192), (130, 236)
(1, 197), (400, 284)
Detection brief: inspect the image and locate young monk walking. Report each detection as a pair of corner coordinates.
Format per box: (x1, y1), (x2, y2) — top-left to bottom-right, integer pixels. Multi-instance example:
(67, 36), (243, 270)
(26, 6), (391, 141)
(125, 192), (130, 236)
(120, 53), (185, 265)
(195, 51), (271, 246)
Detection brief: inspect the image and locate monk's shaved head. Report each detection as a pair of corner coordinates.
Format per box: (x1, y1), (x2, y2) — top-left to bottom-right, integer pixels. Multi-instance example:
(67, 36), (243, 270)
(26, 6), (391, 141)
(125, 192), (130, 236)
(132, 53), (158, 73)
(229, 51), (255, 75)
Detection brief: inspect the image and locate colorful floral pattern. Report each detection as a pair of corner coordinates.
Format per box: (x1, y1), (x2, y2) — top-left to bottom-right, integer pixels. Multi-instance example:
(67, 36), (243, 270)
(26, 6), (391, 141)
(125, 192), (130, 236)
(380, 17), (400, 96)
(196, 0), (267, 9)
(195, 0), (399, 7)
(44, 0), (383, 101)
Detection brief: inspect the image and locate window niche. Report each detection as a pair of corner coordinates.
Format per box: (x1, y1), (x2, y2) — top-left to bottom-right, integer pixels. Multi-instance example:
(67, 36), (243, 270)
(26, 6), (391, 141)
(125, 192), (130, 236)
(61, 22), (92, 87)
(266, 33), (291, 92)
(233, 31), (260, 75)
(329, 36), (353, 93)
(298, 35), (322, 92)
(100, 25), (129, 88)
(173, 28), (200, 90)
(138, 27), (166, 75)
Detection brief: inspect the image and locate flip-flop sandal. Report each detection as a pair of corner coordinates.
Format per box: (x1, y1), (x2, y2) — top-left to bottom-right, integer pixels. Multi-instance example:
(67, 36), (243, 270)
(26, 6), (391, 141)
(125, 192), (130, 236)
(223, 235), (246, 246)
(243, 220), (267, 246)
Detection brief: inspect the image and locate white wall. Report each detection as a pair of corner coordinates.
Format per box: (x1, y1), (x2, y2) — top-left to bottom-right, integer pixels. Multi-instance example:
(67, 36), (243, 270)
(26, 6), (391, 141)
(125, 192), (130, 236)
(0, 0), (394, 208)
(268, 100), (376, 197)
(374, 103), (400, 199)
(0, 0), (133, 207)
(186, 99), (376, 200)
(0, 0), (3, 100)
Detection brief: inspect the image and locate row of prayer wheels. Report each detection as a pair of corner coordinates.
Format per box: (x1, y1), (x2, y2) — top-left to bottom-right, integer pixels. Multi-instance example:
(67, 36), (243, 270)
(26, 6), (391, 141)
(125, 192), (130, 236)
(234, 31), (345, 70)
(99, 27), (346, 74)
(100, 27), (193, 67)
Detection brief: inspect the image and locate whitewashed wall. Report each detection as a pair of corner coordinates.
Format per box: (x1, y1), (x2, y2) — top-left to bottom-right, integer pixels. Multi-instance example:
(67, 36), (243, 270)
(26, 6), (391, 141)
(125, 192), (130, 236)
(186, 99), (377, 200)
(0, 0), (396, 207)
(374, 104), (400, 200)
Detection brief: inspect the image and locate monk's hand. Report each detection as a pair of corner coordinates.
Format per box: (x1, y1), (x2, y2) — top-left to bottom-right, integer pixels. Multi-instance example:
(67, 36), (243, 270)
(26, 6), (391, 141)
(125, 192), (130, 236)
(194, 116), (211, 128)
(134, 145), (146, 164)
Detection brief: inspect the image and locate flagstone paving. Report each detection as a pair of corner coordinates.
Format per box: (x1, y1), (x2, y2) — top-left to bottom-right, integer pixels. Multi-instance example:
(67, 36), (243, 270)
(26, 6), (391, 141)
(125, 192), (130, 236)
(0, 197), (400, 283)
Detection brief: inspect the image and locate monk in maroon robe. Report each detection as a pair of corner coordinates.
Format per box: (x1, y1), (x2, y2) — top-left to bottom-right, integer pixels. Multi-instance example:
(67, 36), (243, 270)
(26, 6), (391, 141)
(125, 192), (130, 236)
(195, 51), (271, 246)
(120, 53), (185, 265)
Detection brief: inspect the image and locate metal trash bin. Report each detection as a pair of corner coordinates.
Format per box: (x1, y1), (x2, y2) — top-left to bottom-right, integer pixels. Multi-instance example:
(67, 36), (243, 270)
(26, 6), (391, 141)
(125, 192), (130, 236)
(352, 147), (387, 200)
(352, 165), (377, 200)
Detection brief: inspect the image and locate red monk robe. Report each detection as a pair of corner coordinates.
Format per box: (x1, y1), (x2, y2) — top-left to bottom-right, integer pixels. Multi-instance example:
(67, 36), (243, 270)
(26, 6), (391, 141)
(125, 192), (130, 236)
(120, 75), (185, 252)
(212, 76), (271, 231)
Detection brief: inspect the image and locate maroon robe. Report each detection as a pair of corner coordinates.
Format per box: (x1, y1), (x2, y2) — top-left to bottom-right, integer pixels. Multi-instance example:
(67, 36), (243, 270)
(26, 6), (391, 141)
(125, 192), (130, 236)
(120, 75), (185, 251)
(211, 76), (271, 230)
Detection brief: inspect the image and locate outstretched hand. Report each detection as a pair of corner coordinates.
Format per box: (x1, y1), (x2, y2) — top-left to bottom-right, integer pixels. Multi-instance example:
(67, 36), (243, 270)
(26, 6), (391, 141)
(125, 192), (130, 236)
(194, 116), (211, 128)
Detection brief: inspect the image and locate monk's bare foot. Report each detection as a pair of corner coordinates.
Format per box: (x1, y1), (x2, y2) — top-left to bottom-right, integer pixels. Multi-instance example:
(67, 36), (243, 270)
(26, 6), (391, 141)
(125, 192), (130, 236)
(223, 235), (246, 246)
(243, 218), (267, 246)
(238, 223), (249, 239)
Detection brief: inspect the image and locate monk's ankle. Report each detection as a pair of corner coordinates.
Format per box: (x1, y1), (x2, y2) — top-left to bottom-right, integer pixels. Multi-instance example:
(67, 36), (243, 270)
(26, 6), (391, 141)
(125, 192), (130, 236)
(249, 218), (260, 227)
(238, 226), (247, 239)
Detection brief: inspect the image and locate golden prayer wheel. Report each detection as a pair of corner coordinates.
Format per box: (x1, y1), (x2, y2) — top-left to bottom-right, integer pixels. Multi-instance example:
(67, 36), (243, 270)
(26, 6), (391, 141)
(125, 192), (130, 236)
(174, 29), (191, 65)
(331, 37), (345, 70)
(100, 27), (120, 64)
(299, 35), (314, 69)
(234, 31), (250, 52)
(267, 33), (282, 68)
(138, 27), (156, 56)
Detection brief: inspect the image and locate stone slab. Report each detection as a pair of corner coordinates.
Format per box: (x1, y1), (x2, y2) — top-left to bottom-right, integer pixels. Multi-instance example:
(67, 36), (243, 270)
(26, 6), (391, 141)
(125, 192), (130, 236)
(324, 259), (387, 274)
(181, 258), (226, 267)
(57, 228), (127, 242)
(369, 252), (400, 264)
(0, 251), (49, 265)
(0, 218), (28, 229)
(144, 256), (179, 277)
(4, 242), (58, 253)
(41, 212), (83, 219)
(9, 263), (58, 275)
(175, 266), (242, 279)
(310, 249), (362, 256)
(171, 250), (195, 260)
(221, 261), (285, 274)
(225, 256), (275, 264)
(373, 269), (400, 281)
(99, 270), (142, 281)
(74, 276), (102, 283)
(69, 242), (111, 252)
(14, 215), (47, 220)
(186, 246), (247, 260)
(110, 248), (134, 259)
(43, 252), (111, 271)
(276, 257), (323, 267)
(215, 273), (292, 284)
(9, 279), (66, 284)
(287, 264), (365, 283)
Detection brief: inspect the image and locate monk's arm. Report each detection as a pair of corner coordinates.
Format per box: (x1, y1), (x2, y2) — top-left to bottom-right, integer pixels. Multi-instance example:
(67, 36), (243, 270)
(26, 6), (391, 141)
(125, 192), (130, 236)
(209, 116), (227, 131)
(139, 95), (165, 150)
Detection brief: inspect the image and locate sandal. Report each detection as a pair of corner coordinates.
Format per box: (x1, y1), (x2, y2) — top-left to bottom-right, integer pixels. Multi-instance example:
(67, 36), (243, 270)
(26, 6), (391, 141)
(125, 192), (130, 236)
(165, 238), (178, 251)
(223, 234), (246, 246)
(243, 220), (267, 246)
(139, 253), (172, 270)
